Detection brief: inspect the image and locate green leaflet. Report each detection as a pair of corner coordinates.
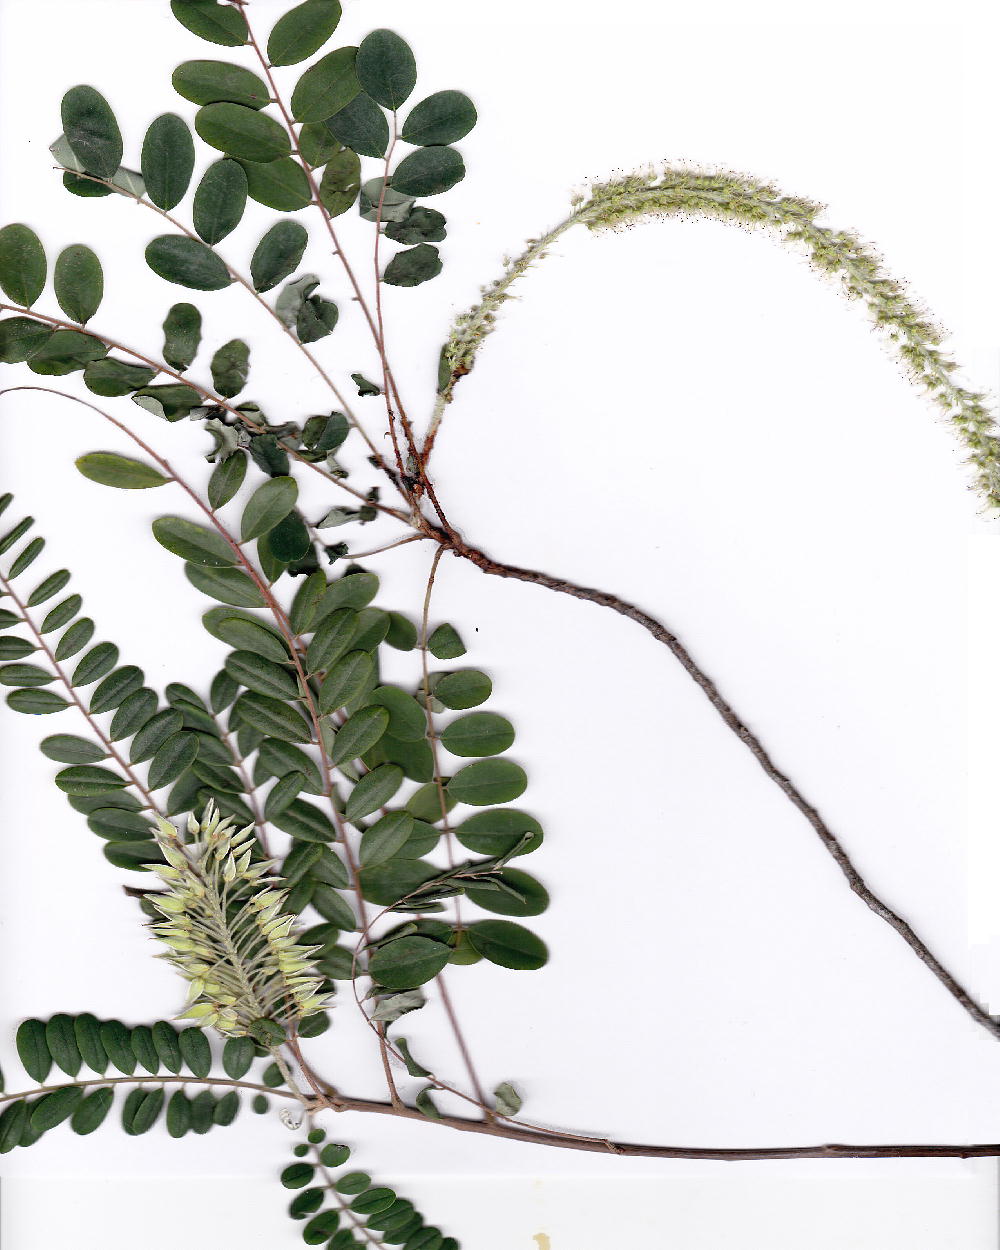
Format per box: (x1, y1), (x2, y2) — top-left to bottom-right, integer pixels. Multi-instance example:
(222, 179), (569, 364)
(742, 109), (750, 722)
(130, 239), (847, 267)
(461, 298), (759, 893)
(368, 935), (450, 990)
(251, 221), (308, 292)
(61, 85), (122, 179)
(193, 160), (248, 245)
(75, 453), (167, 490)
(267, 0), (342, 66)
(195, 102), (291, 163)
(210, 338), (250, 398)
(53, 244), (103, 323)
(146, 236), (232, 292)
(356, 30), (416, 110)
(240, 157), (312, 212)
(172, 60), (269, 108)
(141, 114), (195, 211)
(163, 302), (202, 369)
(325, 93), (389, 158)
(402, 91), (477, 147)
(170, 0), (248, 47)
(383, 244), (442, 288)
(290, 47), (360, 123)
(241, 476), (297, 541)
(391, 147), (465, 198)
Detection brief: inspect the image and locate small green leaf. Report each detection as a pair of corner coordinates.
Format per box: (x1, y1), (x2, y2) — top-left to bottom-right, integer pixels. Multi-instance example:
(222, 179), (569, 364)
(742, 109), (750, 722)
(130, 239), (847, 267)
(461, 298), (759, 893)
(345, 763), (403, 822)
(179, 1027), (212, 1078)
(296, 294), (339, 343)
(172, 59), (269, 108)
(83, 358), (156, 397)
(318, 649), (373, 714)
(146, 235), (232, 291)
(0, 636), (34, 660)
(153, 516), (236, 566)
(152, 1021), (183, 1073)
(0, 316), (52, 363)
(434, 669), (491, 710)
(71, 1087), (113, 1135)
(326, 93), (389, 157)
(141, 114), (196, 211)
(129, 709), (184, 763)
(385, 207), (446, 246)
(41, 734), (105, 764)
(467, 920), (548, 970)
(16, 1019), (51, 1082)
(234, 691), (311, 742)
(99, 1020), (135, 1074)
(0, 662), (52, 687)
(195, 101), (290, 162)
(440, 712), (514, 758)
(351, 1188), (396, 1215)
(358, 176), (412, 223)
(31, 1086), (84, 1133)
(359, 810), (414, 866)
(46, 1014), (83, 1076)
(7, 688), (69, 714)
(163, 302), (202, 369)
(250, 221), (308, 292)
(73, 641), (119, 686)
(186, 563), (266, 607)
(447, 759), (526, 806)
(427, 624), (465, 660)
(319, 1142), (351, 1167)
(466, 868), (549, 917)
(210, 338), (250, 398)
(209, 613), (287, 661)
(264, 510), (311, 562)
(148, 731), (201, 790)
(214, 1090), (239, 1125)
(27, 570), (69, 608)
(193, 159), (248, 246)
(170, 1), (249, 47)
(27, 329), (108, 376)
(299, 122), (343, 167)
(241, 476), (298, 541)
(391, 147), (464, 198)
(239, 157), (312, 211)
(207, 452), (247, 509)
(268, 0), (342, 66)
(76, 452), (168, 490)
(167, 1089), (191, 1138)
(414, 1086), (440, 1120)
(54, 617), (95, 661)
(54, 244), (103, 322)
(291, 46), (360, 123)
(369, 935), (450, 990)
(61, 85), (123, 178)
(383, 244), (442, 288)
(222, 1035), (254, 1079)
(394, 1037), (430, 1078)
(282, 1162), (316, 1189)
(55, 764), (128, 796)
(335, 1171), (371, 1195)
(271, 799), (337, 844)
(124, 1087), (165, 1135)
(303, 1211), (341, 1243)
(90, 664), (145, 713)
(402, 90), (477, 147)
(306, 608), (358, 673)
(224, 650), (298, 700)
(330, 705), (389, 766)
(356, 30), (416, 109)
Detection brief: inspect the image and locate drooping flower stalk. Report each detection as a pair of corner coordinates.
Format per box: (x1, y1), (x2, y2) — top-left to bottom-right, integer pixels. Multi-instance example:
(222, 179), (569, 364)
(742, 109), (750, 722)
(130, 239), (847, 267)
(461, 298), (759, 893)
(148, 803), (329, 1037)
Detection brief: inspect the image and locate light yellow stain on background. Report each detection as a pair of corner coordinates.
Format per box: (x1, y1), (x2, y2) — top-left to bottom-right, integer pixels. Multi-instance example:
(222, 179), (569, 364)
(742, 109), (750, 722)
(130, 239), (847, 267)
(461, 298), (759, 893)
(533, 1235), (551, 1250)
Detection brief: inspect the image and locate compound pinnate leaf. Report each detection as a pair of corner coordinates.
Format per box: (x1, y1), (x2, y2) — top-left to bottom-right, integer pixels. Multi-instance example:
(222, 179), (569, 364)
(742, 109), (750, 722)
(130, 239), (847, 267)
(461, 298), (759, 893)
(169, 1), (248, 47)
(193, 159), (249, 245)
(291, 47), (360, 123)
(357, 30), (416, 110)
(251, 221), (308, 292)
(141, 114), (195, 211)
(391, 147), (465, 198)
(146, 236), (232, 291)
(0, 225), (46, 306)
(268, 0), (342, 66)
(61, 85), (123, 179)
(172, 60), (269, 108)
(75, 453), (168, 490)
(401, 90), (477, 147)
(53, 244), (103, 322)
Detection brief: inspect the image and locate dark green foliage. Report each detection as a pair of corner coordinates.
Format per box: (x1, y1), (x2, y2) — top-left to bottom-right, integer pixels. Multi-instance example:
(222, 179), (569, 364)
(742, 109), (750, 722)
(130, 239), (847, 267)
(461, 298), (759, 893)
(240, 157), (312, 212)
(251, 221), (308, 292)
(210, 338), (250, 397)
(402, 91), (477, 146)
(54, 244), (103, 322)
(326, 93), (389, 157)
(383, 244), (442, 288)
(170, 0), (249, 47)
(356, 30), (416, 109)
(61, 86), (122, 179)
(173, 60), (269, 108)
(162, 302), (202, 369)
(385, 207), (447, 246)
(193, 159), (249, 244)
(291, 47), (360, 123)
(391, 147), (465, 198)
(141, 114), (195, 211)
(146, 235), (232, 292)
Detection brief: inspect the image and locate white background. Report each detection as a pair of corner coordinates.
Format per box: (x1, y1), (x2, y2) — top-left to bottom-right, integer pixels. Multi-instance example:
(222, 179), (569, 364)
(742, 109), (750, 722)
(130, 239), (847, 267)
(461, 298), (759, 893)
(3, 0), (1000, 1246)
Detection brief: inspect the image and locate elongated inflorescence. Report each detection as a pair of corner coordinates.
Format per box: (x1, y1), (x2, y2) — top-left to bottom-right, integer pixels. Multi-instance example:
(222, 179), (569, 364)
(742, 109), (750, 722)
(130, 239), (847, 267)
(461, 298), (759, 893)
(148, 803), (329, 1037)
(430, 166), (1000, 507)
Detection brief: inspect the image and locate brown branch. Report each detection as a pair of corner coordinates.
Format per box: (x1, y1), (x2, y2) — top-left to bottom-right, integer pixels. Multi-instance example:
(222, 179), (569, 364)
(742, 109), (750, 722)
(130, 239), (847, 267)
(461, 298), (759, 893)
(436, 534), (1000, 1044)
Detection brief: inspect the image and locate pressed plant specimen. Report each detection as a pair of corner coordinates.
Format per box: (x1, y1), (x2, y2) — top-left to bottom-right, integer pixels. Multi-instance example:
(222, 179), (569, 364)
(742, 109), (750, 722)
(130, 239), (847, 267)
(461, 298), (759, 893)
(0, 1), (998, 1246)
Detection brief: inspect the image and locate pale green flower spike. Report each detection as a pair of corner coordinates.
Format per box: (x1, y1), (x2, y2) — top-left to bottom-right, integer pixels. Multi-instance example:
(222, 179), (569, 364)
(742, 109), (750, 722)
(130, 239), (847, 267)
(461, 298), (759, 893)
(148, 802), (330, 1037)
(431, 166), (1000, 508)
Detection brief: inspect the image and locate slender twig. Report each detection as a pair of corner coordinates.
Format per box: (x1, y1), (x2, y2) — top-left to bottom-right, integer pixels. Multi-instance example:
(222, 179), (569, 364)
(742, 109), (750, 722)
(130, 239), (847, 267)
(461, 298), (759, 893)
(442, 534), (1000, 1043)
